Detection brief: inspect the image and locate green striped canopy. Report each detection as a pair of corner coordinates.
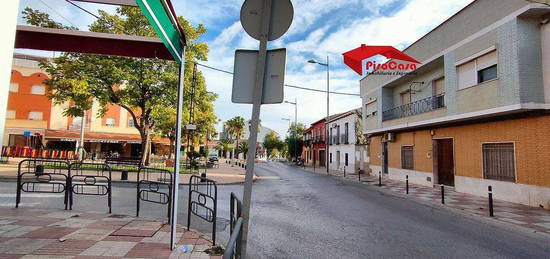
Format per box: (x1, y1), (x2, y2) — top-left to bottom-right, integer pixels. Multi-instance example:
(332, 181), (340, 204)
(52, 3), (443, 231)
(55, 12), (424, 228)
(136, 0), (185, 63)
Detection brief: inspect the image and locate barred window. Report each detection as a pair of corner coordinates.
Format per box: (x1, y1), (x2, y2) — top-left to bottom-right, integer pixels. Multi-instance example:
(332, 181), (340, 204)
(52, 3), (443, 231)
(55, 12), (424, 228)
(482, 143), (515, 181)
(401, 146), (414, 169)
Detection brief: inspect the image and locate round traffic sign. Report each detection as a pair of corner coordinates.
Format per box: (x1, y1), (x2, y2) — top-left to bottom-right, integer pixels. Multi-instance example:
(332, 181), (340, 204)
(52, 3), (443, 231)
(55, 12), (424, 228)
(240, 0), (294, 41)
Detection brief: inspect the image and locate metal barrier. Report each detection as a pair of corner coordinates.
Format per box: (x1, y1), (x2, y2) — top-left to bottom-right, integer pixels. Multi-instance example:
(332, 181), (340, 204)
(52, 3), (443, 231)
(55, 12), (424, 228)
(68, 162), (112, 213)
(16, 159), (70, 210)
(226, 192), (243, 259)
(187, 175), (218, 245)
(223, 217), (243, 259)
(137, 167), (173, 220)
(382, 94), (445, 121)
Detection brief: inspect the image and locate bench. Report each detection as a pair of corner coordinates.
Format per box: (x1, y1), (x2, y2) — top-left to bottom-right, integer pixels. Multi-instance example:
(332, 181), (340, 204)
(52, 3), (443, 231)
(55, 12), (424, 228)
(105, 157), (141, 180)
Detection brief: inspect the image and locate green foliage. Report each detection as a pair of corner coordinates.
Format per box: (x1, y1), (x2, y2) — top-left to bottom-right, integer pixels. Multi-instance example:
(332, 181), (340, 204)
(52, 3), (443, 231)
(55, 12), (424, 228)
(200, 148), (209, 158)
(263, 132), (284, 158)
(236, 141), (249, 159)
(22, 7), (78, 30)
(287, 122), (307, 137)
(24, 7), (217, 164)
(285, 136), (305, 159)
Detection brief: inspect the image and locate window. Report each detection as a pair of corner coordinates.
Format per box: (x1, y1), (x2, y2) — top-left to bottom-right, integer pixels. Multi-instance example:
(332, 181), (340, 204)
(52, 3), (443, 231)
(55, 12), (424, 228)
(457, 50), (497, 89)
(400, 90), (411, 105)
(457, 60), (477, 90)
(128, 118), (135, 127)
(344, 123), (349, 143)
(478, 65), (497, 83)
(482, 143), (515, 181)
(433, 77), (445, 95)
(6, 110), (15, 119)
(336, 125), (340, 144)
(401, 146), (414, 169)
(330, 153), (332, 163)
(28, 111), (43, 120)
(105, 118), (116, 126)
(9, 83), (18, 93)
(345, 153), (348, 166)
(31, 85), (46, 95)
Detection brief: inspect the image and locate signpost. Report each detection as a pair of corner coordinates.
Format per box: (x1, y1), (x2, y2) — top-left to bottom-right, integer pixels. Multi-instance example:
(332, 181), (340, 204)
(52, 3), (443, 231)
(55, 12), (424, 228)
(135, 0), (186, 250)
(235, 0), (293, 256)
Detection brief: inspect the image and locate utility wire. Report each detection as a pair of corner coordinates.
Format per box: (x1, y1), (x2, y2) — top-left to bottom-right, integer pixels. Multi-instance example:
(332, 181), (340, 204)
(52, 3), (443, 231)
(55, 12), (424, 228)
(195, 62), (361, 97)
(65, 0), (101, 20)
(38, 0), (79, 29)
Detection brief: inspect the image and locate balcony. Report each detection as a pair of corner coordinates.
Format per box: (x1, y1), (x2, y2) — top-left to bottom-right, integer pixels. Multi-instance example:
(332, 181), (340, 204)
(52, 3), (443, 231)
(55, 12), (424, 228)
(382, 94), (445, 121)
(340, 134), (349, 145)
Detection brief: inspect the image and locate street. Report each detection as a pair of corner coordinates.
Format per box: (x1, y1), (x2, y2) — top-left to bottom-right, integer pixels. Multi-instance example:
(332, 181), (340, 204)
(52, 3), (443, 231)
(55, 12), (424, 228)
(2, 162), (549, 258)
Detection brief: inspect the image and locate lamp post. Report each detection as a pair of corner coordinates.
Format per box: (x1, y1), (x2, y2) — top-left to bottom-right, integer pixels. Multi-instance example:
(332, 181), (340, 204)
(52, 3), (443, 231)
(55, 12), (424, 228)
(308, 56), (329, 173)
(281, 117), (291, 160)
(284, 98), (298, 163)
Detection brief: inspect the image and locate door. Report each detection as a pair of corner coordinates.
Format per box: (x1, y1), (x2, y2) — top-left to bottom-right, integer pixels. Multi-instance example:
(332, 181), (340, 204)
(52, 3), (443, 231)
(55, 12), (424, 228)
(336, 151), (341, 168)
(382, 141), (388, 174)
(319, 150), (326, 167)
(435, 139), (454, 186)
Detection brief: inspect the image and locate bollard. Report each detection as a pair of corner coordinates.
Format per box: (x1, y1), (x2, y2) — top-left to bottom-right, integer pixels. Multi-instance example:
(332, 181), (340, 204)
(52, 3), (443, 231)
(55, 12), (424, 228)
(343, 167), (346, 178)
(488, 185), (494, 217)
(406, 175), (409, 194)
(358, 169), (361, 182)
(441, 185), (445, 204)
(378, 171), (382, 187)
(121, 170), (128, 181)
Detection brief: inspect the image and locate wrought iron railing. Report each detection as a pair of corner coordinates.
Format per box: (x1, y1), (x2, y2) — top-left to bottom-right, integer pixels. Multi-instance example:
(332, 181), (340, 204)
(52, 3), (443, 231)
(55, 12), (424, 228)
(225, 192), (243, 259)
(382, 94), (445, 121)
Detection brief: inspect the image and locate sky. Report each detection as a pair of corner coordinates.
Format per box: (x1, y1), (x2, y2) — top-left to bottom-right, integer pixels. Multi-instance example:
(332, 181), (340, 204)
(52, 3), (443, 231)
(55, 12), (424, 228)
(16, 0), (474, 137)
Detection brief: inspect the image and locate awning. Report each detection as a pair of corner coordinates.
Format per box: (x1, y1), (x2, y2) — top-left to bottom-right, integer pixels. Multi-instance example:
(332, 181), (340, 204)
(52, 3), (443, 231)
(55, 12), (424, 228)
(44, 130), (170, 144)
(15, 25), (174, 60)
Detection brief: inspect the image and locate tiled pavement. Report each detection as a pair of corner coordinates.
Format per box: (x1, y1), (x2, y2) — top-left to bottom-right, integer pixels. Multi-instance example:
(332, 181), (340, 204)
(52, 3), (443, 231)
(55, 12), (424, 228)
(302, 166), (550, 236)
(0, 208), (222, 258)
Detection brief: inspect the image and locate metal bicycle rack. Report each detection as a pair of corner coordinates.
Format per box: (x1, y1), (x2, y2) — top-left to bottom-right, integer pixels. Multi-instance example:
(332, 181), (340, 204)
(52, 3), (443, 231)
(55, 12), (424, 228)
(16, 159), (70, 210)
(69, 162), (112, 213)
(187, 175), (218, 245)
(136, 167), (173, 220)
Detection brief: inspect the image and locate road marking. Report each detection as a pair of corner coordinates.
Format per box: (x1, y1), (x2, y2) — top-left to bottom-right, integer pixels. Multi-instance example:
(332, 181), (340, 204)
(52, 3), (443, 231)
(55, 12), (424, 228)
(0, 202), (40, 207)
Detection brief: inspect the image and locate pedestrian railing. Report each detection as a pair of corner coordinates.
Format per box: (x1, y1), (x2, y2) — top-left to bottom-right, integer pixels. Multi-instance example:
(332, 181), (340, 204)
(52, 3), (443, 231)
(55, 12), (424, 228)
(69, 162), (112, 213)
(136, 167), (173, 220)
(187, 175), (218, 245)
(225, 192), (243, 259)
(16, 159), (70, 210)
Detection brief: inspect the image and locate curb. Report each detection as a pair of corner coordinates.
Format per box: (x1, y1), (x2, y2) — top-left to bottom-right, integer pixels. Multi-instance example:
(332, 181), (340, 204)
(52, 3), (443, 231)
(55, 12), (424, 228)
(0, 176), (251, 186)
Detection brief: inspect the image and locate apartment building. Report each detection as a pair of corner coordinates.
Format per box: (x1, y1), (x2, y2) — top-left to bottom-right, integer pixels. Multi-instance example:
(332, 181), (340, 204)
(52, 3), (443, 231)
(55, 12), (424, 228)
(327, 108), (368, 174)
(360, 0), (550, 208)
(6, 54), (170, 158)
(303, 118), (327, 168)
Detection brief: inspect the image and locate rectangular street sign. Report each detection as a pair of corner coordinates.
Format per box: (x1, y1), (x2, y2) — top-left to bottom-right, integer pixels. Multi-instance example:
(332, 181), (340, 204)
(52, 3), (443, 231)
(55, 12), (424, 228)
(232, 48), (286, 104)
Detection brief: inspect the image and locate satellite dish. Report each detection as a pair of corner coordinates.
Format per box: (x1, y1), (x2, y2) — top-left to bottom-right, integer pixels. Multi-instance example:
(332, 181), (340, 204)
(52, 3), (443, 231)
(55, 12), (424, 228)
(240, 0), (294, 41)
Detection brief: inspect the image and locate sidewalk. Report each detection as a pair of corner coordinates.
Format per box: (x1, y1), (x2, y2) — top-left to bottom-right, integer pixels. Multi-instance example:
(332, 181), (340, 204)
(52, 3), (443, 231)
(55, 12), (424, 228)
(300, 164), (550, 236)
(0, 158), (254, 185)
(0, 208), (221, 258)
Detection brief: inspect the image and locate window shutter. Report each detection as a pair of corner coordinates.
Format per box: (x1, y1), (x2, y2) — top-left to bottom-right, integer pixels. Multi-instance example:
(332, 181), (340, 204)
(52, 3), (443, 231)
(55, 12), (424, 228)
(457, 60), (476, 90)
(476, 51), (497, 70)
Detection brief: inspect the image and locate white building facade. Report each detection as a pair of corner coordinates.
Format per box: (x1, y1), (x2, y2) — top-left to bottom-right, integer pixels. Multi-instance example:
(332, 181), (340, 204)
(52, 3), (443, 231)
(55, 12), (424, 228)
(327, 109), (368, 174)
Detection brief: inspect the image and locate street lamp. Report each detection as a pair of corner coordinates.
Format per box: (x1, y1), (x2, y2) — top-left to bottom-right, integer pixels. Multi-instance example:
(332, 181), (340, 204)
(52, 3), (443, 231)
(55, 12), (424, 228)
(284, 99), (298, 163)
(307, 56), (329, 174)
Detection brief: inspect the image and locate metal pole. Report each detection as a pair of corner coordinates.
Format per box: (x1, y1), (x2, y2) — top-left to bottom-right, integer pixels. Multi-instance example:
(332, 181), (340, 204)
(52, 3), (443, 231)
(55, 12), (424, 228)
(406, 175), (409, 194)
(441, 185), (445, 204)
(78, 114), (86, 160)
(294, 98), (297, 163)
(326, 55), (329, 174)
(242, 0), (272, 256)
(378, 171), (382, 186)
(488, 185), (494, 217)
(170, 46), (186, 250)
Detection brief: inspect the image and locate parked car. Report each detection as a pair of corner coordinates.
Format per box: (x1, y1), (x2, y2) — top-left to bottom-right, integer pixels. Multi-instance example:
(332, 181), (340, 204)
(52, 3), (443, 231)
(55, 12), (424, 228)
(208, 153), (219, 162)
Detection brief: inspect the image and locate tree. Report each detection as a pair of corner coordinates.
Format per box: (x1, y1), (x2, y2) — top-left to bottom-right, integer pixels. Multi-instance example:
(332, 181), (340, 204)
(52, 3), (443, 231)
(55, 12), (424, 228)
(236, 141), (249, 159)
(25, 7), (216, 165)
(263, 132), (284, 159)
(215, 138), (233, 158)
(225, 116), (245, 159)
(287, 122), (307, 137)
(285, 135), (304, 160)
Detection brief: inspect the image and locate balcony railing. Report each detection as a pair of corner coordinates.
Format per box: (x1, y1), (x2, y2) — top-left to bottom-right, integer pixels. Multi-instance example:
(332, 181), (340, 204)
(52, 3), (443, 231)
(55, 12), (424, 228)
(340, 134), (348, 144)
(382, 94), (445, 121)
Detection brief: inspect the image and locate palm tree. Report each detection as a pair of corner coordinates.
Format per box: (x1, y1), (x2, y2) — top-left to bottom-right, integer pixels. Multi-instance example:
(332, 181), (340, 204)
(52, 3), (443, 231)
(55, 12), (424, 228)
(215, 138), (233, 159)
(236, 141), (249, 159)
(226, 116), (245, 161)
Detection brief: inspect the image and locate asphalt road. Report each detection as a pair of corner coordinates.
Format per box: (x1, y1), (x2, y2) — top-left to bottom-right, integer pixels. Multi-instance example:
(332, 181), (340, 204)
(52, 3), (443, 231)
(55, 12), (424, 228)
(1, 162), (549, 258)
